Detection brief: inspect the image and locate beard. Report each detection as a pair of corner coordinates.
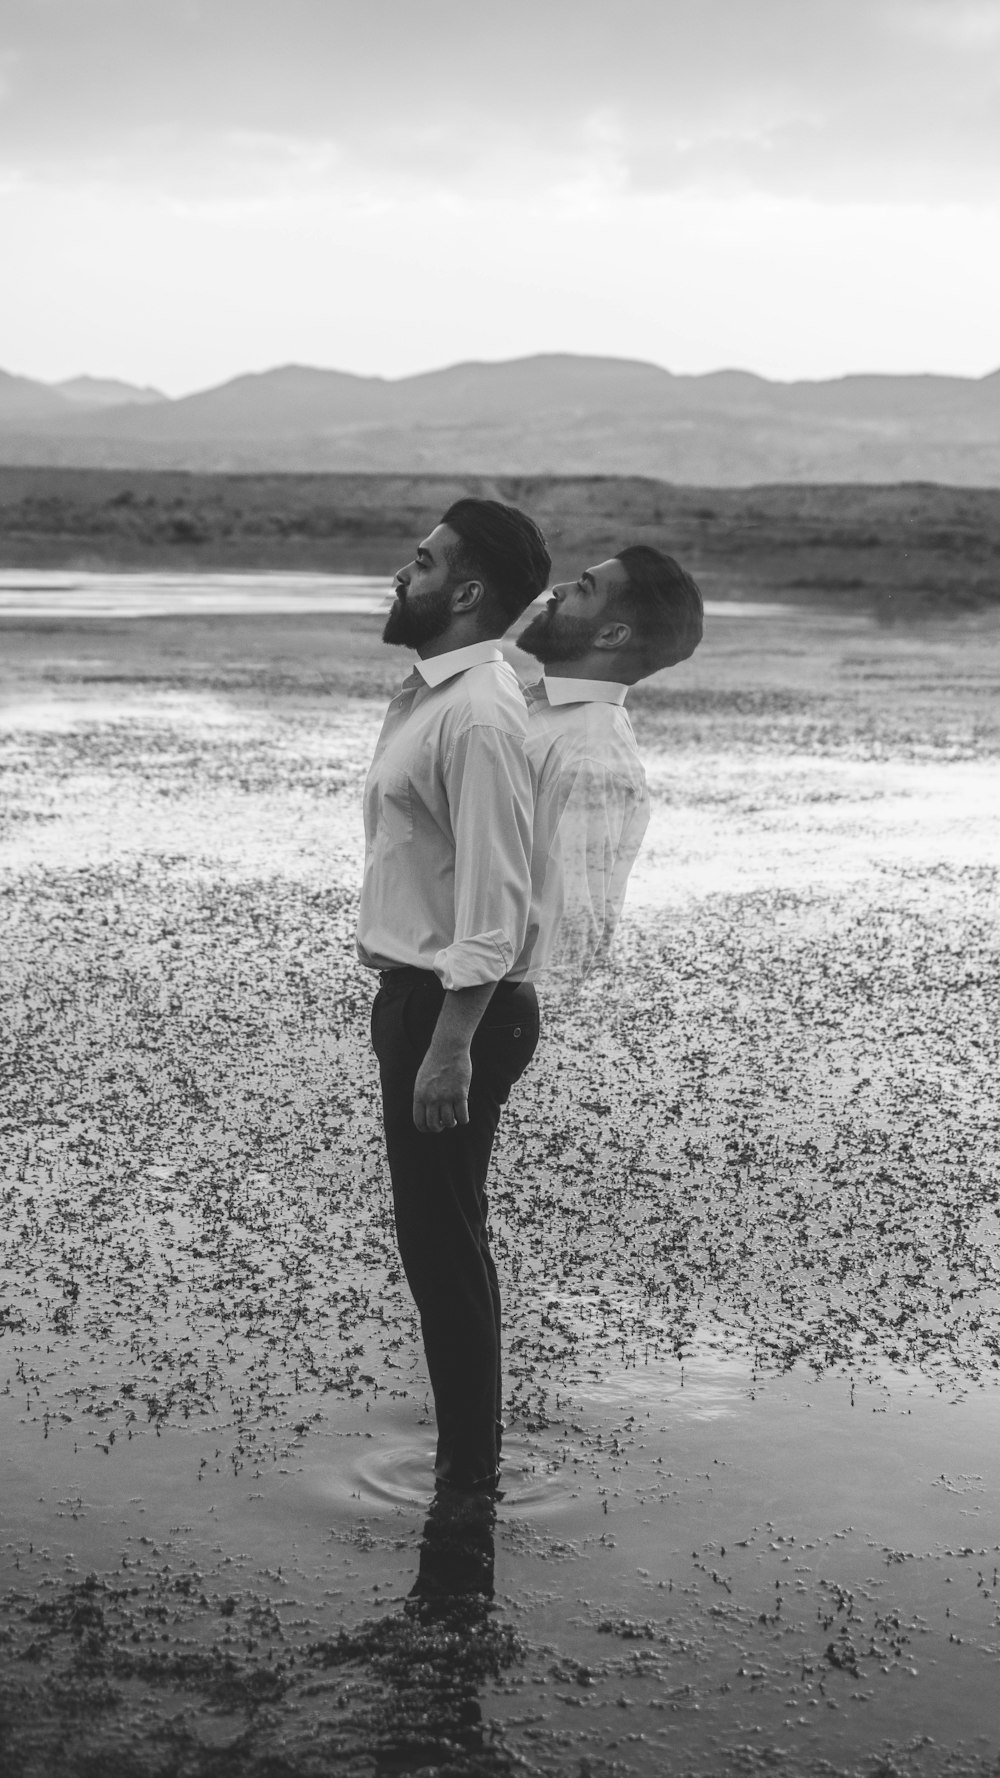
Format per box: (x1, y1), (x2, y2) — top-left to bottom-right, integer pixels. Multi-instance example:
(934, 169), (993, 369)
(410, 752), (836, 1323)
(382, 583), (454, 649)
(516, 604), (596, 664)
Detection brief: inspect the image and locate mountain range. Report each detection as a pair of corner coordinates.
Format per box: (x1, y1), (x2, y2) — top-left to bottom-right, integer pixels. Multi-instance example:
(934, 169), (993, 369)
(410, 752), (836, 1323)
(2, 355), (999, 485)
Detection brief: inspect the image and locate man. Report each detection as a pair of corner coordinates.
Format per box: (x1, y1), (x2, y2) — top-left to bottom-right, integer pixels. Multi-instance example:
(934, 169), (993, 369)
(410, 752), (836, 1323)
(515, 544), (703, 998)
(357, 497), (550, 1494)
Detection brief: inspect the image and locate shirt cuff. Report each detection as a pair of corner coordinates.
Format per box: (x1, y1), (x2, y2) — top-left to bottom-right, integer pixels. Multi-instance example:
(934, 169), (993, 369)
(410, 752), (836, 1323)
(433, 931), (515, 991)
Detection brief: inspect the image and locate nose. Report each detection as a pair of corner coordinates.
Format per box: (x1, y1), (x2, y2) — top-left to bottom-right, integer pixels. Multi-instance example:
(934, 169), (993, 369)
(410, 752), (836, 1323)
(394, 561), (413, 592)
(549, 581), (570, 603)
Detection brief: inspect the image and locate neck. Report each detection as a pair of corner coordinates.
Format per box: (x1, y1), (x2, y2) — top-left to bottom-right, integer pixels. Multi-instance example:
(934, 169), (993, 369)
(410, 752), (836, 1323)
(543, 657), (629, 684)
(417, 627), (498, 661)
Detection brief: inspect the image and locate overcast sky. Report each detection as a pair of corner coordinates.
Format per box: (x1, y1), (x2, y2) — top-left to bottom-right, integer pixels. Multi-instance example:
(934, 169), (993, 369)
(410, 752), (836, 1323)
(2, 0), (999, 392)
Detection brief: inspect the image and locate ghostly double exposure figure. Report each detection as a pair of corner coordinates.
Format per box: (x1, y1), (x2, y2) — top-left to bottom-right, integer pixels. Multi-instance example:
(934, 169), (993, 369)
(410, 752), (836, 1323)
(516, 545), (703, 1004)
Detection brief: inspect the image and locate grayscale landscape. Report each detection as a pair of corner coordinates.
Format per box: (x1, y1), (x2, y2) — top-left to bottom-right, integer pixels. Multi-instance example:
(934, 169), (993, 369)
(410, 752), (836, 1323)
(4, 2), (1000, 1772)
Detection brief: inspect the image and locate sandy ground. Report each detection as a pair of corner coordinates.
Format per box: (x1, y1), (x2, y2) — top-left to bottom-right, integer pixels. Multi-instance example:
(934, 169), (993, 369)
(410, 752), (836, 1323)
(2, 597), (1000, 1778)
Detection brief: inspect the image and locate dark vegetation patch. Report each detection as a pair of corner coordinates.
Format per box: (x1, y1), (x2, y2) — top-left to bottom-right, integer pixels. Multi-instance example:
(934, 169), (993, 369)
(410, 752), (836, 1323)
(497, 877), (1000, 1425)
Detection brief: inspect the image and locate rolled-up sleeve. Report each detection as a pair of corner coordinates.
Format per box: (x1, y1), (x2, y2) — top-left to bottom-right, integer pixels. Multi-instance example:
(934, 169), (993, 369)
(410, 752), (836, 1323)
(433, 722), (533, 990)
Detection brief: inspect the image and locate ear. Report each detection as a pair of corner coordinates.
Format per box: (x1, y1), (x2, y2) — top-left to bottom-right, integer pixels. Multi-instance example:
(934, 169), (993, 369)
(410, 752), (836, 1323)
(452, 578), (486, 613)
(594, 619), (632, 651)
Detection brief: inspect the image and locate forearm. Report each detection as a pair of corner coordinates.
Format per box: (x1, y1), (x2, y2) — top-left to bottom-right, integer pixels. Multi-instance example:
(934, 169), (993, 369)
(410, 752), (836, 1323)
(413, 980), (498, 1133)
(427, 981), (498, 1058)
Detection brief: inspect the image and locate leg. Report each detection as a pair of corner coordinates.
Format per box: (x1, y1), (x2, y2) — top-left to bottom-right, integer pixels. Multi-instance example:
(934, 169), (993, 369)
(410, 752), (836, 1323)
(371, 973), (538, 1487)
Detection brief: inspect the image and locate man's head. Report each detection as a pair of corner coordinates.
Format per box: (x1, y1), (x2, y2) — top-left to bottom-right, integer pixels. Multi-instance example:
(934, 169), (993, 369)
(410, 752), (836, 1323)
(383, 497), (551, 651)
(517, 543), (703, 683)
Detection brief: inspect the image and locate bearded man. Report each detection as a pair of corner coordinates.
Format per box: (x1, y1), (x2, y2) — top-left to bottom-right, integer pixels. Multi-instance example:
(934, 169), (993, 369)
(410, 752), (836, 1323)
(357, 497), (550, 1494)
(516, 544), (703, 998)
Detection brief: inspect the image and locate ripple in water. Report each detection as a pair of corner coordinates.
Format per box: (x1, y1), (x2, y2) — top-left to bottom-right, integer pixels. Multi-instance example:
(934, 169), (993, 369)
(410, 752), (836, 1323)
(331, 1440), (436, 1509)
(311, 1429), (581, 1516)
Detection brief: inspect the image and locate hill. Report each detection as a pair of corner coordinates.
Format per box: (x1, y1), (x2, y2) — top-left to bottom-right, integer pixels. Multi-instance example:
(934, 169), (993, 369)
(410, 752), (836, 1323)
(1, 355), (998, 486)
(54, 377), (167, 409)
(0, 369), (167, 421)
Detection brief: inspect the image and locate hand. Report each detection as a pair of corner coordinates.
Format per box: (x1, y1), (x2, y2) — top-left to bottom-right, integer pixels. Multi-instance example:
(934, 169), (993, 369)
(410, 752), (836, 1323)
(413, 1044), (472, 1134)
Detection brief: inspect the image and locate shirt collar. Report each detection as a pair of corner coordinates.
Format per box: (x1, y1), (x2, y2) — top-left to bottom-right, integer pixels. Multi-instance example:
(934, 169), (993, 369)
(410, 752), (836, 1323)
(413, 640), (504, 688)
(539, 674), (629, 707)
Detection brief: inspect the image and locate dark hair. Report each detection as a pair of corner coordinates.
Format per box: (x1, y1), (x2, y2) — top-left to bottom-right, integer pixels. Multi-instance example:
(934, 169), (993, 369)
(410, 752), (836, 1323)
(441, 497), (551, 624)
(612, 544), (704, 672)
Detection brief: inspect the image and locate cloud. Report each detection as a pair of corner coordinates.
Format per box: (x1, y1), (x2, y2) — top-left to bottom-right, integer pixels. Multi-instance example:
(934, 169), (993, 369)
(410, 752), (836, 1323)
(1, 0), (999, 205)
(0, 47), (21, 101)
(890, 0), (1000, 47)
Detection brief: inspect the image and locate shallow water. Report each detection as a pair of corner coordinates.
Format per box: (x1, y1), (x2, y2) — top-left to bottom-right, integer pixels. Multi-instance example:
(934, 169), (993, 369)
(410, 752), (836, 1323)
(0, 566), (799, 619)
(1, 604), (999, 1777)
(6, 1347), (1000, 1774)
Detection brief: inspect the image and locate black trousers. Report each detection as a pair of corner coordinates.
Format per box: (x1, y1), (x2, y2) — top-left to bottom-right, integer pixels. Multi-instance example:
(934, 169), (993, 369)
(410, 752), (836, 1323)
(370, 968), (539, 1488)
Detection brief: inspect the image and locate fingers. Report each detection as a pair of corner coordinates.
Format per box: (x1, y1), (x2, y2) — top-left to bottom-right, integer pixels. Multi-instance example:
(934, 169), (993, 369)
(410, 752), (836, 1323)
(411, 1096), (470, 1134)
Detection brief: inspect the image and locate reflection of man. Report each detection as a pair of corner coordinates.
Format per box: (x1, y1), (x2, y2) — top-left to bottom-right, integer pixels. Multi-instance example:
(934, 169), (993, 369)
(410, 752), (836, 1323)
(516, 545), (703, 999)
(372, 1492), (501, 1778)
(357, 498), (551, 1494)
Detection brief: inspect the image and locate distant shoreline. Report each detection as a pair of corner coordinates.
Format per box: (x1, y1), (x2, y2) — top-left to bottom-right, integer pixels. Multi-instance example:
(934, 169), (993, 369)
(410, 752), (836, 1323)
(1, 467), (998, 617)
(0, 569), (806, 622)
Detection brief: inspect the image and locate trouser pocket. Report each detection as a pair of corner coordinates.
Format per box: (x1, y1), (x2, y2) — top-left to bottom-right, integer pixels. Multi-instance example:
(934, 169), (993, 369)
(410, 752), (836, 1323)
(473, 985), (540, 1092)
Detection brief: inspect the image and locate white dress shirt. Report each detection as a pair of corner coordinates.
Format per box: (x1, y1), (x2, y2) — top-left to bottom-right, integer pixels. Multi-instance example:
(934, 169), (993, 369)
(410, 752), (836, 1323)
(356, 641), (533, 991)
(515, 674), (650, 996)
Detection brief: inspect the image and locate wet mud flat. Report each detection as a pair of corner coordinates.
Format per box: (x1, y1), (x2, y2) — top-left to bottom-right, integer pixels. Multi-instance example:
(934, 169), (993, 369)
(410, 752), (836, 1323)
(2, 602), (1000, 1777)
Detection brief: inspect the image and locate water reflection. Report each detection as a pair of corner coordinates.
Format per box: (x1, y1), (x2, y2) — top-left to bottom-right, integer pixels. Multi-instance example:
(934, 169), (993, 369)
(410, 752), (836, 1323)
(318, 1488), (517, 1778)
(0, 570), (388, 617)
(410, 1486), (497, 1605)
